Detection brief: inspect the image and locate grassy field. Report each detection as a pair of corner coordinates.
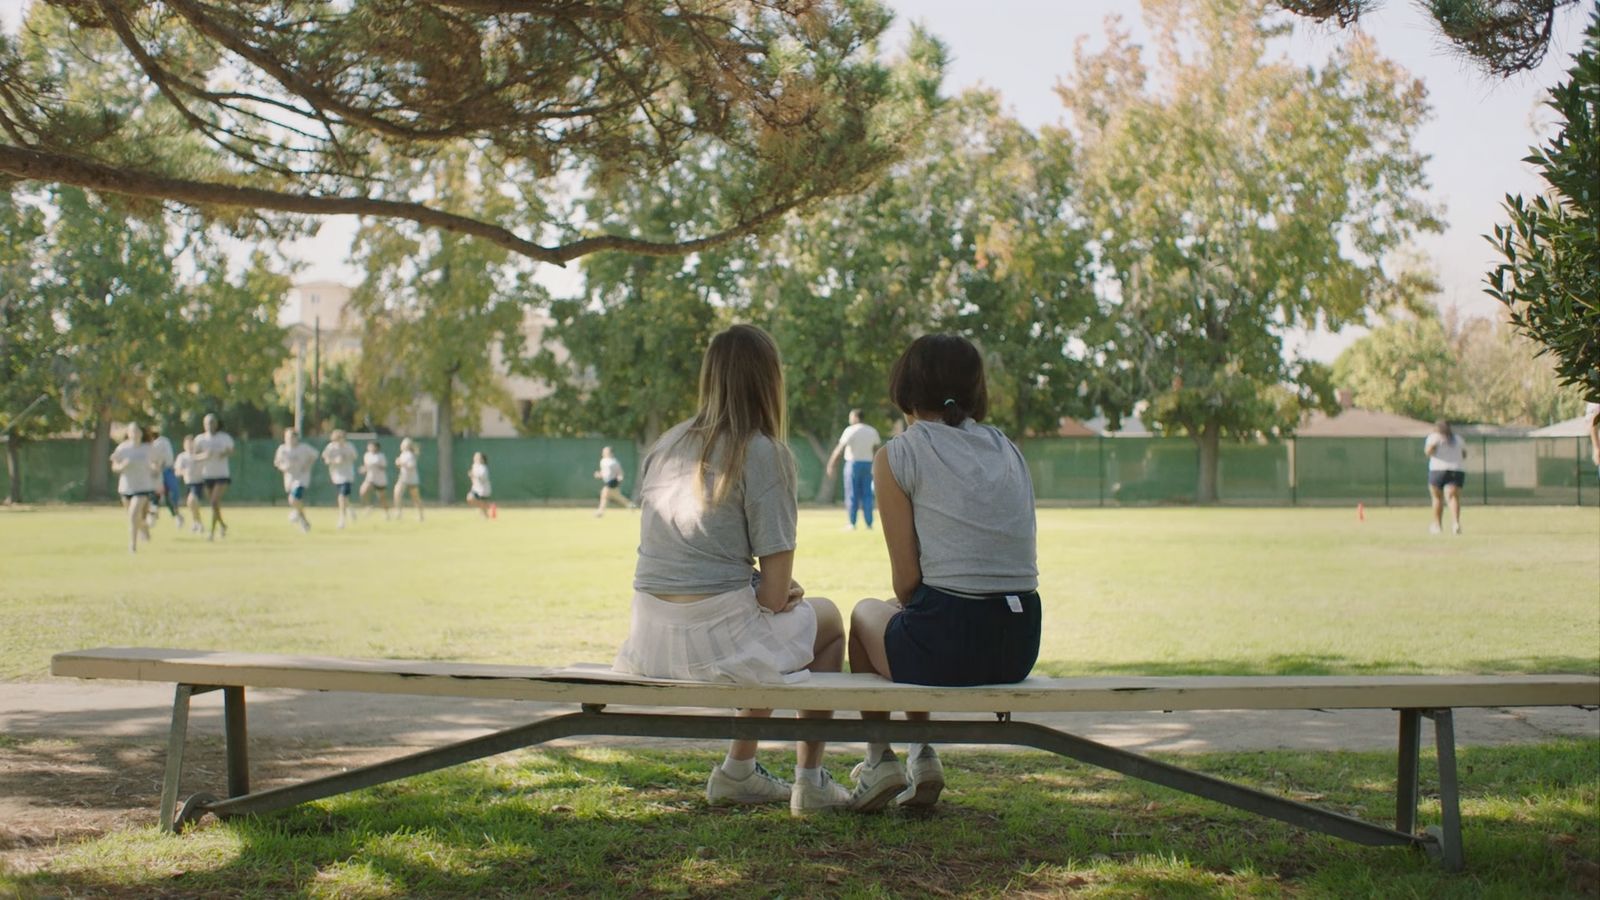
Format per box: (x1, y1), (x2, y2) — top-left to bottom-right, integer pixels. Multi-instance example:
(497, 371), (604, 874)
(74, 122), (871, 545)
(2, 504), (1596, 897)
(1, 504), (1595, 680)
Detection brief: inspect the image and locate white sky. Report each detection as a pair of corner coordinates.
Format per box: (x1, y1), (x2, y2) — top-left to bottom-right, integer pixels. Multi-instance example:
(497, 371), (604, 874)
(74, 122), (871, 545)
(2, 0), (1588, 361)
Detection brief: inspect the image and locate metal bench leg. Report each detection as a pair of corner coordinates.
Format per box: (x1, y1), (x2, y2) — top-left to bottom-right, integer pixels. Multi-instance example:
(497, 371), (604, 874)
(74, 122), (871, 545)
(1396, 708), (1421, 834)
(158, 685), (195, 833)
(224, 687), (249, 798)
(1426, 709), (1465, 872)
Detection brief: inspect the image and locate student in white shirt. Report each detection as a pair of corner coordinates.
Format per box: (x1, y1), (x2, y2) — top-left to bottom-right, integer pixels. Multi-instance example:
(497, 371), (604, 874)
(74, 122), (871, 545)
(393, 437), (424, 521)
(466, 451), (496, 519)
(274, 427), (319, 532)
(824, 408), (882, 530)
(1424, 420), (1468, 535)
(191, 413), (235, 541)
(593, 446), (633, 516)
(321, 429), (360, 529)
(145, 424), (180, 529)
(360, 441), (393, 520)
(109, 422), (157, 553)
(174, 435), (205, 533)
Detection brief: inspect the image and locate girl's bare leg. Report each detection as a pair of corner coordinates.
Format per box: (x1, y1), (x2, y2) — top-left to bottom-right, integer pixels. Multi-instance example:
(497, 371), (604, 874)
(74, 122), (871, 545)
(797, 598), (844, 769)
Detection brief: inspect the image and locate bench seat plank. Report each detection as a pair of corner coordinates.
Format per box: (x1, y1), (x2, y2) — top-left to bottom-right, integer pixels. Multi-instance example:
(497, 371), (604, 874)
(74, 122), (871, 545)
(52, 648), (1600, 714)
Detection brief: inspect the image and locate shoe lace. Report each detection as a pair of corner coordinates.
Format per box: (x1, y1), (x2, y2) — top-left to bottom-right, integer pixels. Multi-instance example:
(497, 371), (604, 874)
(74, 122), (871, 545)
(750, 762), (787, 789)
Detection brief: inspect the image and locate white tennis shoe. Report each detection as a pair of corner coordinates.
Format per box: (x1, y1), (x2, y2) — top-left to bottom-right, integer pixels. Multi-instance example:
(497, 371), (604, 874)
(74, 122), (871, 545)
(790, 769), (851, 816)
(849, 750), (908, 812)
(897, 745), (945, 808)
(705, 762), (791, 806)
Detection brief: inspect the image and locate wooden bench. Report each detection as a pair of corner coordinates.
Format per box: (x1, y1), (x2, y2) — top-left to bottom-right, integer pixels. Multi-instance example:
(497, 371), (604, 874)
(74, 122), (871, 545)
(51, 647), (1600, 872)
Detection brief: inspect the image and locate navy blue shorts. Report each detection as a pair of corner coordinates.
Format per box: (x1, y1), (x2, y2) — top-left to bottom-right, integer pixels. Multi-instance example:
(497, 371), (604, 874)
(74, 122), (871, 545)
(204, 477), (231, 490)
(335, 482), (353, 497)
(1429, 470), (1465, 490)
(468, 490), (489, 501)
(186, 483), (206, 498)
(288, 485), (306, 500)
(604, 478), (621, 489)
(883, 584), (1041, 686)
(120, 491), (155, 501)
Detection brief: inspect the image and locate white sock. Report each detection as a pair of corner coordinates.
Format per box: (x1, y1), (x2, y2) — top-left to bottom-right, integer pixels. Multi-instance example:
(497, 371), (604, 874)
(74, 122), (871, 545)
(721, 754), (755, 778)
(794, 766), (823, 787)
(867, 742), (893, 763)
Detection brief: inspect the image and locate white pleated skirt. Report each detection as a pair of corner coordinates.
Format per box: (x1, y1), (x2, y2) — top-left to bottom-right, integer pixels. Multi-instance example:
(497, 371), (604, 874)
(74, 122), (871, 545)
(613, 585), (817, 684)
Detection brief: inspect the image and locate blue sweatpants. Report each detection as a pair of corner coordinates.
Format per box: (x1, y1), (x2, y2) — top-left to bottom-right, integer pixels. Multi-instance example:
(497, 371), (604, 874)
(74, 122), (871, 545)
(845, 460), (874, 527)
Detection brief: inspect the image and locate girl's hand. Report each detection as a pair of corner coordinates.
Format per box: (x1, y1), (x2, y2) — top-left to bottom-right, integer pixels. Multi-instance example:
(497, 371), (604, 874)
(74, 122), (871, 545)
(787, 579), (804, 602)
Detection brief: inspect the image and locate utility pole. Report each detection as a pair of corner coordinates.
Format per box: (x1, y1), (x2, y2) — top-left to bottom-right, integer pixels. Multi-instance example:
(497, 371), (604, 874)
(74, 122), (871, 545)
(312, 317), (321, 435)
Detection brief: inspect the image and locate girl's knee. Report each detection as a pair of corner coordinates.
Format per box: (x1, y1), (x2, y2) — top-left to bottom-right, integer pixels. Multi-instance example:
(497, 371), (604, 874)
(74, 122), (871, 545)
(809, 596), (842, 632)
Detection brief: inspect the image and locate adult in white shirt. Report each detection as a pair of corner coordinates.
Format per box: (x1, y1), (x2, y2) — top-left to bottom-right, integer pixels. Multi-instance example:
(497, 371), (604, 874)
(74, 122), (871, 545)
(274, 427), (319, 532)
(360, 441), (393, 520)
(191, 413), (235, 541)
(593, 446), (632, 516)
(1424, 420), (1468, 535)
(109, 422), (157, 553)
(321, 429), (360, 529)
(146, 424), (180, 529)
(825, 409), (881, 530)
(393, 437), (424, 521)
(1587, 401), (1600, 483)
(174, 435), (205, 533)
(466, 451), (495, 519)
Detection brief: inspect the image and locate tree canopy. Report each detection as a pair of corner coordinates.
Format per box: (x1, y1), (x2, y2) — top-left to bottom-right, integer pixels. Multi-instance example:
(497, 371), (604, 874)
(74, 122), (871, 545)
(0, 1), (939, 264)
(1276, 0), (1584, 76)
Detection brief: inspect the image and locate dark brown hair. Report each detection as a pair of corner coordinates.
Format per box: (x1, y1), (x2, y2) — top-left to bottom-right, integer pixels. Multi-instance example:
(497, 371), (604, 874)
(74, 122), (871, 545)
(888, 334), (988, 427)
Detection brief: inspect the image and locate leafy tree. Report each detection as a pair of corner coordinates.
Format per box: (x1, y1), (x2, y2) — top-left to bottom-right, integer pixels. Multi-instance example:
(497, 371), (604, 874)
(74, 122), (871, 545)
(352, 145), (536, 502)
(0, 1), (939, 264)
(0, 189), (69, 503)
(1277, 0), (1584, 75)
(1487, 4), (1599, 401)
(1333, 313), (1457, 421)
(1058, 0), (1441, 502)
(1453, 314), (1587, 424)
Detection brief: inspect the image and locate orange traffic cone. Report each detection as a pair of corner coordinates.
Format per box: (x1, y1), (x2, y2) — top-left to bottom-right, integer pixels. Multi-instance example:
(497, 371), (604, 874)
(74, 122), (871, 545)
(489, 502), (498, 519)
(1357, 502), (1366, 522)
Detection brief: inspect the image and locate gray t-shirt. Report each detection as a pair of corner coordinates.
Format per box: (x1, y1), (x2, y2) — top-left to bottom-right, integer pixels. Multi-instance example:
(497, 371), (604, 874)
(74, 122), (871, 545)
(885, 419), (1038, 595)
(633, 421), (799, 596)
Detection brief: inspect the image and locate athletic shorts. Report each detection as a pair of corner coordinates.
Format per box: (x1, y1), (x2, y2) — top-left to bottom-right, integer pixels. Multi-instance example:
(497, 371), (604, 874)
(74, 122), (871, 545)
(120, 491), (155, 500)
(203, 477), (231, 489)
(362, 479), (388, 491)
(334, 482), (353, 497)
(468, 490), (490, 501)
(161, 469), (179, 495)
(604, 478), (621, 489)
(186, 483), (206, 498)
(288, 485), (306, 500)
(883, 583), (1041, 687)
(1428, 470), (1465, 490)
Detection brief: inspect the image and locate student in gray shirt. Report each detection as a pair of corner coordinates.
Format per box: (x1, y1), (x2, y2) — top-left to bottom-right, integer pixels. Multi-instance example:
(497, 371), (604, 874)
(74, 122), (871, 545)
(845, 334), (1042, 814)
(613, 324), (853, 816)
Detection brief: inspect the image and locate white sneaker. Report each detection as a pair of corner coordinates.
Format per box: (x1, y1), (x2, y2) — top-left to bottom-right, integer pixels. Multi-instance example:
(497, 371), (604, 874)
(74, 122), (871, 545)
(174, 513), (184, 530)
(1429, 522), (1442, 535)
(298, 517), (311, 533)
(849, 751), (908, 813)
(705, 762), (791, 806)
(790, 769), (851, 817)
(897, 745), (945, 808)
(1451, 522), (1462, 535)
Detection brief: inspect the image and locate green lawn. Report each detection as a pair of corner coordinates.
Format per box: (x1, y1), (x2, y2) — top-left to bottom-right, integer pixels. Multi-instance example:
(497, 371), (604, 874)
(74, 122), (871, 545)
(3, 505), (1597, 897)
(1, 505), (1595, 680)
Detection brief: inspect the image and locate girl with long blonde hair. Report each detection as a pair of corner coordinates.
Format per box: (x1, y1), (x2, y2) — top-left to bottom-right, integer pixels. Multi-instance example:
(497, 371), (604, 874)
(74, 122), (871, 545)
(614, 324), (850, 816)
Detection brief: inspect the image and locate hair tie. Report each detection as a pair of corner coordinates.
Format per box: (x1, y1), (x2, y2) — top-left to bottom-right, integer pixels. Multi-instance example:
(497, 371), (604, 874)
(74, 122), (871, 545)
(942, 398), (956, 408)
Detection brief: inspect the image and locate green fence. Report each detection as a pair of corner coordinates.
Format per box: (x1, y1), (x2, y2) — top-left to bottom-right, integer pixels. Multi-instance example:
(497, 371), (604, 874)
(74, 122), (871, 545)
(9, 435), (1597, 507)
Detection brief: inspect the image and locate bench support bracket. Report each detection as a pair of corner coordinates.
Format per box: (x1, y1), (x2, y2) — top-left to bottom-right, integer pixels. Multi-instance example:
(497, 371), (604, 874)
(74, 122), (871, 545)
(154, 694), (1466, 868)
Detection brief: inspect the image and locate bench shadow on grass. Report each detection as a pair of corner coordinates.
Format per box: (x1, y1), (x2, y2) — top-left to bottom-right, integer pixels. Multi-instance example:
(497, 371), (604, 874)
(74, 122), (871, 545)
(1033, 653), (1600, 677)
(11, 742), (1599, 898)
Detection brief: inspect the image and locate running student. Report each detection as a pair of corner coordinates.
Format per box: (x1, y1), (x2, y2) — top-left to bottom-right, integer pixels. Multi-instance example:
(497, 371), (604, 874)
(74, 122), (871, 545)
(321, 429), (359, 529)
(146, 424), (180, 529)
(393, 438), (424, 521)
(613, 324), (850, 816)
(191, 413), (235, 541)
(845, 334), (1041, 812)
(1425, 420), (1467, 535)
(360, 441), (392, 519)
(110, 422), (158, 553)
(466, 452), (495, 518)
(175, 435), (205, 532)
(274, 427), (318, 533)
(593, 445), (632, 516)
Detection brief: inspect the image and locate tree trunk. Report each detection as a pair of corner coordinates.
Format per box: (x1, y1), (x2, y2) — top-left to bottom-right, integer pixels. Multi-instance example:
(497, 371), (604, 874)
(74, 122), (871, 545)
(1195, 420), (1220, 505)
(4, 437), (20, 504)
(436, 382), (456, 505)
(802, 431), (837, 503)
(87, 415), (111, 501)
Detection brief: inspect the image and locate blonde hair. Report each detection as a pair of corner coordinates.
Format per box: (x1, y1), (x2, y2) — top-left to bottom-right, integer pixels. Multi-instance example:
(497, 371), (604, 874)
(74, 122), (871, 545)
(683, 324), (793, 507)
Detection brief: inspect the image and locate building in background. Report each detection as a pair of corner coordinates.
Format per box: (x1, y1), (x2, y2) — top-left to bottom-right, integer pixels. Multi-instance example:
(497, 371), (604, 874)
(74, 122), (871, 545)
(279, 281), (554, 437)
